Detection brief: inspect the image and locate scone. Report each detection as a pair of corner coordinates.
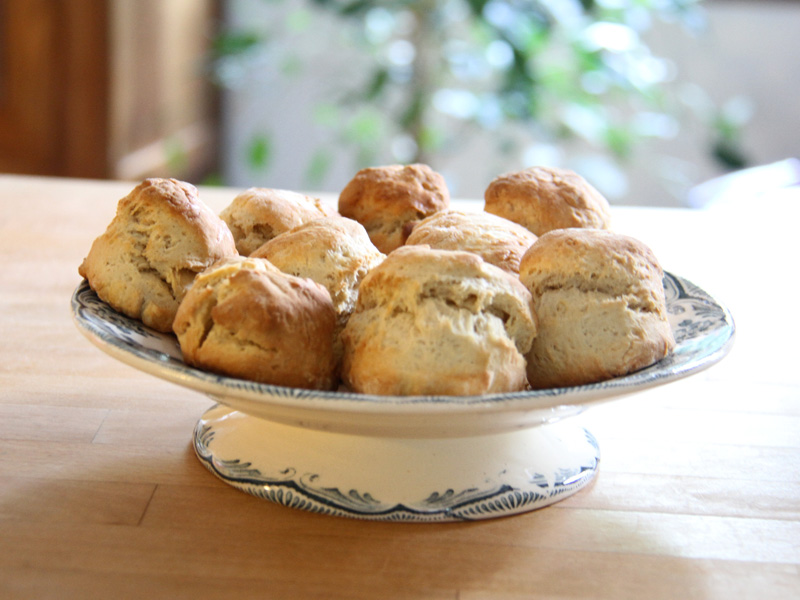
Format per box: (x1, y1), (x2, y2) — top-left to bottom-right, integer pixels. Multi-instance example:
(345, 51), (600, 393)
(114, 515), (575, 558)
(251, 216), (385, 362)
(341, 245), (537, 396)
(220, 187), (337, 256)
(78, 178), (237, 332)
(405, 209), (538, 274)
(484, 166), (611, 236)
(518, 229), (674, 389)
(338, 164), (450, 253)
(172, 257), (337, 390)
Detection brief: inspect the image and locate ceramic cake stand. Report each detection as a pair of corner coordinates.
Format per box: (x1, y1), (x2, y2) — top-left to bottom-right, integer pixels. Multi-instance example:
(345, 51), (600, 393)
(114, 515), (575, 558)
(71, 272), (734, 522)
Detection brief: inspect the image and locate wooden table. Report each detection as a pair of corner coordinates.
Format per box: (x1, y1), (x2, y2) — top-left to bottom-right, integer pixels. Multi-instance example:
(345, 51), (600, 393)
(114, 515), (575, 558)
(1, 175), (797, 599)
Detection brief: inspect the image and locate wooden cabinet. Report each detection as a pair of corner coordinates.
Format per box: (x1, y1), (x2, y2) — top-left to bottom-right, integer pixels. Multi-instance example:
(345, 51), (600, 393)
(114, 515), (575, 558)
(0, 0), (218, 181)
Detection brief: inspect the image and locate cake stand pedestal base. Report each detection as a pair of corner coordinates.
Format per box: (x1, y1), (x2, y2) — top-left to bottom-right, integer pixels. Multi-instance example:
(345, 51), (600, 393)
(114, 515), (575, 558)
(193, 404), (600, 522)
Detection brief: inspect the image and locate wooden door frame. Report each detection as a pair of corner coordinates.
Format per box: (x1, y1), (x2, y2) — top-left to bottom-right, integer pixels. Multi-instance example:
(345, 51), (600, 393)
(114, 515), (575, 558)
(0, 0), (110, 178)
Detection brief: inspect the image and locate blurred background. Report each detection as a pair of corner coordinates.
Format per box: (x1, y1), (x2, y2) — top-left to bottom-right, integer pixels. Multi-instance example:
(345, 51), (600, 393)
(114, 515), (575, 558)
(1, 0), (798, 206)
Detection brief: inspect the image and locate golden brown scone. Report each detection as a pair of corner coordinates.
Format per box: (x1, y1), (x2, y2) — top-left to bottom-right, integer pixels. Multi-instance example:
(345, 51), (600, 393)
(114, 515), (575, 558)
(341, 245), (537, 396)
(405, 209), (538, 274)
(484, 166), (611, 236)
(251, 216), (385, 364)
(173, 257), (337, 390)
(518, 229), (674, 389)
(338, 164), (450, 253)
(220, 187), (337, 256)
(78, 178), (237, 333)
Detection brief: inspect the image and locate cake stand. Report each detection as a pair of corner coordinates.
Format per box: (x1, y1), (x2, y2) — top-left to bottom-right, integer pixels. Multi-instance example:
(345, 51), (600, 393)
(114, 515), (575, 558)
(71, 272), (734, 522)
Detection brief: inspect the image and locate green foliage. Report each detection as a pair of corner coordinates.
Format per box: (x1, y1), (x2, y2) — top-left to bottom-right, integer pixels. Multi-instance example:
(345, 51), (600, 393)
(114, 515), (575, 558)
(213, 0), (749, 188)
(711, 106), (750, 169)
(246, 134), (273, 171)
(213, 31), (264, 57)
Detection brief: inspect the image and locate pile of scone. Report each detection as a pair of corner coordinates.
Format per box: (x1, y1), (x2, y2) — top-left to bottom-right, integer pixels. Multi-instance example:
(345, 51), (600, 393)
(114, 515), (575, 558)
(79, 164), (675, 396)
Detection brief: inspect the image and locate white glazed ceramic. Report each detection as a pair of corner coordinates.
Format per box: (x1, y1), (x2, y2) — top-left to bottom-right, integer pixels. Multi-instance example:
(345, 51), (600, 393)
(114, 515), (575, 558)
(195, 404), (600, 521)
(71, 272), (734, 521)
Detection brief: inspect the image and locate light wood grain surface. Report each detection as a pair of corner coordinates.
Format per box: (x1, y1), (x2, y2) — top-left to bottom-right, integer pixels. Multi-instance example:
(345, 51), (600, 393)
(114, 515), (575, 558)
(1, 175), (797, 599)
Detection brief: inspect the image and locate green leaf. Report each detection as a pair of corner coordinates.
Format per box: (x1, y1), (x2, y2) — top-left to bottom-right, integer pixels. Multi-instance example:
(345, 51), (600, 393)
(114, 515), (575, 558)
(339, 0), (372, 17)
(364, 68), (390, 101)
(712, 139), (748, 170)
(713, 114), (741, 142)
(213, 31), (263, 58)
(309, 0), (370, 18)
(400, 90), (425, 132)
(246, 134), (272, 171)
(463, 0), (491, 18)
(200, 172), (225, 186)
(604, 125), (634, 159)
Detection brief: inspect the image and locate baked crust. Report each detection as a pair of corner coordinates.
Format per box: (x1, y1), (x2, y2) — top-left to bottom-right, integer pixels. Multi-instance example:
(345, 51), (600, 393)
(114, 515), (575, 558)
(220, 188), (337, 256)
(173, 257), (338, 390)
(338, 164), (450, 253)
(519, 228), (675, 389)
(341, 245), (537, 396)
(78, 178), (237, 332)
(405, 209), (538, 274)
(252, 216), (384, 319)
(252, 215), (385, 366)
(484, 166), (611, 236)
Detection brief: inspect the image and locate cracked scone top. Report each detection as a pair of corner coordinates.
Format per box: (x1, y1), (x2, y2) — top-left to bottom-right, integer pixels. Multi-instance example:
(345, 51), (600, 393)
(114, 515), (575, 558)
(519, 229), (675, 389)
(251, 215), (385, 366)
(405, 209), (538, 275)
(341, 245), (538, 396)
(484, 166), (611, 236)
(173, 257), (337, 390)
(338, 164), (450, 254)
(220, 187), (337, 256)
(78, 178), (237, 332)
(251, 215), (384, 325)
